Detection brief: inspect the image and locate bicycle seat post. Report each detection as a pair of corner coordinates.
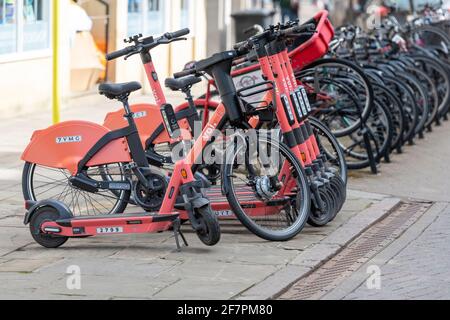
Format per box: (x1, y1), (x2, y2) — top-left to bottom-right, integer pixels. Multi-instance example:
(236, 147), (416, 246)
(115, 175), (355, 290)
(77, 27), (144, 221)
(182, 85), (201, 126)
(182, 86), (194, 110)
(120, 95), (132, 117)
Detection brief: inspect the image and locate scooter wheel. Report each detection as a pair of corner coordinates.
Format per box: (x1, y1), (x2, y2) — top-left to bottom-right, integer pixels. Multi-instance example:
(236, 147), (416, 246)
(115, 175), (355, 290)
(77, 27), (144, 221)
(30, 206), (68, 248)
(329, 176), (347, 221)
(326, 184), (339, 221)
(308, 188), (333, 227)
(194, 205), (221, 246)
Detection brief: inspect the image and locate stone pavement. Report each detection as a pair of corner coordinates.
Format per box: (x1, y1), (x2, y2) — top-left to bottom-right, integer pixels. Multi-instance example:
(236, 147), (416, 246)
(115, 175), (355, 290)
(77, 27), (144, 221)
(347, 120), (450, 202)
(288, 116), (450, 300)
(0, 93), (400, 299)
(0, 188), (392, 300)
(322, 202), (450, 300)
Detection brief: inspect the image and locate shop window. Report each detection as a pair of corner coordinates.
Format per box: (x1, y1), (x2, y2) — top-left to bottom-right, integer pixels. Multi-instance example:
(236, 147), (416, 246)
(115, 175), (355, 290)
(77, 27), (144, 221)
(391, 0), (412, 11)
(180, 0), (190, 29)
(127, 0), (165, 37)
(0, 0), (50, 56)
(146, 0), (164, 35)
(23, 0), (50, 51)
(413, 0), (442, 11)
(127, 0), (143, 37)
(0, 0), (17, 54)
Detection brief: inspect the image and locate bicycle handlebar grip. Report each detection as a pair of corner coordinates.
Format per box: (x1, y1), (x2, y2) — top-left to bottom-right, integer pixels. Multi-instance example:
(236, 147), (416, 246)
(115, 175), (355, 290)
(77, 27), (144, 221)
(106, 46), (133, 61)
(290, 23), (316, 34)
(173, 68), (195, 79)
(167, 28), (190, 40)
(233, 41), (247, 50)
(233, 40), (252, 55)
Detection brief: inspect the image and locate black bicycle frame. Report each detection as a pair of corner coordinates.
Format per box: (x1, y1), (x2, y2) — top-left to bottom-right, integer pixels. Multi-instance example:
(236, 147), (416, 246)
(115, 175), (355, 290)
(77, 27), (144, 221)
(77, 98), (151, 182)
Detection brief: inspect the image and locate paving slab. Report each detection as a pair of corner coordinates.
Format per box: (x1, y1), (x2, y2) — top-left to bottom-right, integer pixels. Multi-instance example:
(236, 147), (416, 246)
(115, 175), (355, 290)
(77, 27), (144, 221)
(0, 258), (62, 273)
(0, 189), (390, 299)
(44, 274), (180, 300)
(236, 197), (401, 300)
(0, 226), (33, 257)
(321, 202), (450, 300)
(0, 95), (400, 299)
(153, 278), (255, 300)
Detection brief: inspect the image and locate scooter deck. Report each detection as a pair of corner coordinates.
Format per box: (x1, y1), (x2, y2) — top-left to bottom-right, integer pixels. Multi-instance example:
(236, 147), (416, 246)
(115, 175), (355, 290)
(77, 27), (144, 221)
(42, 212), (180, 237)
(56, 212), (179, 224)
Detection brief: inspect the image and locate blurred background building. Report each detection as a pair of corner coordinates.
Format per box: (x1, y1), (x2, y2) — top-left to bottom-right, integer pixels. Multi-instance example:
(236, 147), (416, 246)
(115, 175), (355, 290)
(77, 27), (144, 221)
(0, 0), (283, 118)
(0, 0), (447, 118)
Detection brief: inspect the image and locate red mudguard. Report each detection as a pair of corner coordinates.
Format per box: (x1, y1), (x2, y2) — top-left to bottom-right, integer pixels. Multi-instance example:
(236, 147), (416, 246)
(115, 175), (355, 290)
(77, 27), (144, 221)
(21, 121), (131, 175)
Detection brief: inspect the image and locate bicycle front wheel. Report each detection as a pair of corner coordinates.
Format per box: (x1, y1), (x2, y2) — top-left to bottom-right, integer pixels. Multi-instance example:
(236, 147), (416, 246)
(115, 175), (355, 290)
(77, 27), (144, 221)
(223, 133), (311, 241)
(22, 162), (130, 216)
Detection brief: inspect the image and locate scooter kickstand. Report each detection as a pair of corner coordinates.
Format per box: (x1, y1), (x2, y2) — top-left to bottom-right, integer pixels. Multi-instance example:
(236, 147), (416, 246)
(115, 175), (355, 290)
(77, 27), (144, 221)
(173, 219), (189, 251)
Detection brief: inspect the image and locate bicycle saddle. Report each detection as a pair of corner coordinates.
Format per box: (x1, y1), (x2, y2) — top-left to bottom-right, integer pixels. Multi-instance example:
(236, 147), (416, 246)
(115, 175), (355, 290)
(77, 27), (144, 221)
(165, 75), (201, 91)
(99, 81), (142, 98)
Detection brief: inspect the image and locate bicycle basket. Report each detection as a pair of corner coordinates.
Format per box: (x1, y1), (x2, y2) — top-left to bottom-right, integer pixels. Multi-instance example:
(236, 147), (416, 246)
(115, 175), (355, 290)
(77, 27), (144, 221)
(289, 10), (335, 71)
(236, 80), (276, 116)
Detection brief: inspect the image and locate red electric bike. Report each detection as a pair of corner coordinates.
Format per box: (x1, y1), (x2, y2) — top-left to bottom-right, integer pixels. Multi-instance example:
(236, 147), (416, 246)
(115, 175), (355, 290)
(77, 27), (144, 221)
(23, 28), (312, 244)
(102, 20), (346, 227)
(248, 21), (346, 225)
(172, 22), (346, 229)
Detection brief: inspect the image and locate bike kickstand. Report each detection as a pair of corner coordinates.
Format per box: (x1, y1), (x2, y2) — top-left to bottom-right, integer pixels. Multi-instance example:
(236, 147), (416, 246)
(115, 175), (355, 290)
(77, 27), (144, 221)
(173, 219), (189, 252)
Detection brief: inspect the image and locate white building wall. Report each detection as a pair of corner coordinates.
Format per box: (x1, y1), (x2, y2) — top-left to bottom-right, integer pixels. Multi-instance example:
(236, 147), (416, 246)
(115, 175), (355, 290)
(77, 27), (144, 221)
(0, 0), (254, 118)
(0, 0), (71, 119)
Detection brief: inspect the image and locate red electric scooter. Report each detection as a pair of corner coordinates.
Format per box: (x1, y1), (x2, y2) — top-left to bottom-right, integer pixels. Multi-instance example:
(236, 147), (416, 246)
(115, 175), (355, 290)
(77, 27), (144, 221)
(22, 29), (222, 249)
(23, 28), (313, 244)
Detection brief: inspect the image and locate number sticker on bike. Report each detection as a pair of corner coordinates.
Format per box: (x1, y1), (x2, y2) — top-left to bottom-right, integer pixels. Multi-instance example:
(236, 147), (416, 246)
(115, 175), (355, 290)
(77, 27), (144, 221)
(56, 136), (82, 144)
(96, 227), (123, 234)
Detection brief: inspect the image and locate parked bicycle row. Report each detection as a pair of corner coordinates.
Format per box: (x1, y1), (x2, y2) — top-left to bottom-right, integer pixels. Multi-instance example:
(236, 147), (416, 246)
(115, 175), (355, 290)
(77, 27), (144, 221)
(21, 12), (349, 250)
(23, 7), (449, 250)
(295, 7), (450, 173)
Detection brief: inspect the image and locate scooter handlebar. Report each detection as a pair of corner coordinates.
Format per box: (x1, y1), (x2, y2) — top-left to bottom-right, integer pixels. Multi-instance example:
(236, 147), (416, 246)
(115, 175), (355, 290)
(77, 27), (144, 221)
(165, 28), (190, 40)
(106, 46), (135, 61)
(106, 29), (190, 61)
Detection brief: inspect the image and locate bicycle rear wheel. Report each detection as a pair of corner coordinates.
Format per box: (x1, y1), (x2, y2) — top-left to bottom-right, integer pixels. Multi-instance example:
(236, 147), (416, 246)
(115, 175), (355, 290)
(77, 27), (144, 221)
(297, 58), (374, 136)
(341, 100), (394, 170)
(396, 72), (430, 136)
(22, 162), (130, 216)
(411, 54), (450, 120)
(384, 76), (419, 143)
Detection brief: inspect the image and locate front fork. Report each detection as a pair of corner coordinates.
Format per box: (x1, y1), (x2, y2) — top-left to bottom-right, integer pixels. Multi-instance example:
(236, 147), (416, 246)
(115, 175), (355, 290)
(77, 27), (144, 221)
(159, 160), (211, 232)
(179, 180), (211, 232)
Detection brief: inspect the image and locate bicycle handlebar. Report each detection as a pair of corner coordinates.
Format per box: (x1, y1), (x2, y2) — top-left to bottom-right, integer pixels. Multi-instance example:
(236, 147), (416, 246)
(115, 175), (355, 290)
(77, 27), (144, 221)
(233, 40), (254, 55)
(173, 68), (196, 79)
(232, 23), (317, 54)
(173, 22), (317, 79)
(106, 46), (135, 61)
(106, 28), (190, 61)
(165, 28), (190, 40)
(282, 23), (316, 35)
